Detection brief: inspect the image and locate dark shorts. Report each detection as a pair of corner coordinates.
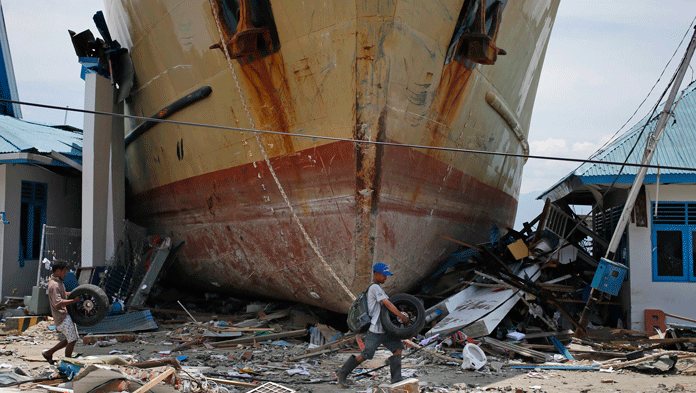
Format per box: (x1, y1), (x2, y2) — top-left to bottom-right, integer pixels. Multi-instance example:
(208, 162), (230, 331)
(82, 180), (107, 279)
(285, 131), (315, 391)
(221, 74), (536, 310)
(359, 330), (404, 360)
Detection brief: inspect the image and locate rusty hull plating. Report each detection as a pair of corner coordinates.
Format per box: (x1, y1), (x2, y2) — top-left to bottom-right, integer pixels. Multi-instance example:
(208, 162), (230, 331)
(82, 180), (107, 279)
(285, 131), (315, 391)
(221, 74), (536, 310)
(106, 0), (560, 312)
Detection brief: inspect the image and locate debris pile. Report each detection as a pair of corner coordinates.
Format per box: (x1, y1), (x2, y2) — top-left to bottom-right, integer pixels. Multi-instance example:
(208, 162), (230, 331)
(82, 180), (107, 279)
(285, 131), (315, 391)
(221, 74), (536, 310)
(3, 202), (696, 392)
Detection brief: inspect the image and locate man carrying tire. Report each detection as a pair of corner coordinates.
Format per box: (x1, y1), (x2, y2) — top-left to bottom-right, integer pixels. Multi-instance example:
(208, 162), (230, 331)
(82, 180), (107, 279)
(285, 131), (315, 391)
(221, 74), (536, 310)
(336, 263), (409, 388)
(42, 261), (81, 365)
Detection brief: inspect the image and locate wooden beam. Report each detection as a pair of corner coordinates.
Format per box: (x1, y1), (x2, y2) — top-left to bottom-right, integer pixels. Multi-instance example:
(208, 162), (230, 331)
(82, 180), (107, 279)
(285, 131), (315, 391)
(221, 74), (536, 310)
(439, 235), (483, 252)
(211, 329), (308, 347)
(480, 337), (550, 362)
(287, 348), (339, 361)
(129, 357), (182, 370)
(203, 377), (257, 388)
(218, 327), (279, 332)
(133, 367), (175, 393)
(664, 312), (696, 324)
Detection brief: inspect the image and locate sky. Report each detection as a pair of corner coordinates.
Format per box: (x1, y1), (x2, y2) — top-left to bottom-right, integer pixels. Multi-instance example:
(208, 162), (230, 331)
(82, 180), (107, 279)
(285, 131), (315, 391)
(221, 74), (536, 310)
(517, 1), (696, 227)
(2, 1), (696, 229)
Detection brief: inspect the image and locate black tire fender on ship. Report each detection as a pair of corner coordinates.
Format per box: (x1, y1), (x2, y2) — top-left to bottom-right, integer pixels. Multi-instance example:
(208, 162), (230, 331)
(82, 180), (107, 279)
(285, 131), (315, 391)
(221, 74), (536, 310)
(67, 284), (109, 327)
(380, 293), (426, 339)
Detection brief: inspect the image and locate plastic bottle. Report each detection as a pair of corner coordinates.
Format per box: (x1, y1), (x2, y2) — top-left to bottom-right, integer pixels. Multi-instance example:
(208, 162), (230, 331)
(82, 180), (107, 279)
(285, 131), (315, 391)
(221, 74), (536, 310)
(424, 309), (442, 323)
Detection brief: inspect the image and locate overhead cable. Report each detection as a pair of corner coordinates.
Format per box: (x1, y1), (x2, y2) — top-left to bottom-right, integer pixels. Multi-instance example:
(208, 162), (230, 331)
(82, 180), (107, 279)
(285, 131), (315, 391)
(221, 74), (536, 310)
(1, 97), (695, 172)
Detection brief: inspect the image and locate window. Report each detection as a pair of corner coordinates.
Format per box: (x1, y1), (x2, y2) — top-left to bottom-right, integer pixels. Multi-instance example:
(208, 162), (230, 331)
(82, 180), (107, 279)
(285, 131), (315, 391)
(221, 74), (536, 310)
(651, 202), (696, 281)
(19, 181), (47, 267)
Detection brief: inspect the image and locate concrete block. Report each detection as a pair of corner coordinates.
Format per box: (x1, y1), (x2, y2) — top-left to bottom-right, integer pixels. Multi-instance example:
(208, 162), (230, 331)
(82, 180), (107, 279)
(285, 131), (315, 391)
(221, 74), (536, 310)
(378, 378), (419, 393)
(26, 286), (50, 315)
(5, 316), (45, 333)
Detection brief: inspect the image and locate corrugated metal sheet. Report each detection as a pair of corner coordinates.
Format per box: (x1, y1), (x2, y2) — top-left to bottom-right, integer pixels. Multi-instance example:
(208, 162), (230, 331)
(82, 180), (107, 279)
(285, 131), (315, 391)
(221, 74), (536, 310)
(0, 115), (82, 157)
(540, 81), (696, 200)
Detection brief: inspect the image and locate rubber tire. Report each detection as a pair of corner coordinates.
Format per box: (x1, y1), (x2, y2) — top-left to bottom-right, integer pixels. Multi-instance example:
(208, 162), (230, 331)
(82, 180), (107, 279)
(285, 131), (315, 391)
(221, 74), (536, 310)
(67, 284), (109, 327)
(380, 293), (426, 339)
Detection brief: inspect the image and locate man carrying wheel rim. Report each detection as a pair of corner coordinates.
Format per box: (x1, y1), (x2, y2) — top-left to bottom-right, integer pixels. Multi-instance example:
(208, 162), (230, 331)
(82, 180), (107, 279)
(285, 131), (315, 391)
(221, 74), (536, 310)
(336, 263), (409, 388)
(42, 261), (81, 365)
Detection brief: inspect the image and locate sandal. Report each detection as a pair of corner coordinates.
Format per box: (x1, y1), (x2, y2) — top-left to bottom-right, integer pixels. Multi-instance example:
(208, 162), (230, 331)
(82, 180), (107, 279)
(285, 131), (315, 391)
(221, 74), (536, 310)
(41, 350), (55, 365)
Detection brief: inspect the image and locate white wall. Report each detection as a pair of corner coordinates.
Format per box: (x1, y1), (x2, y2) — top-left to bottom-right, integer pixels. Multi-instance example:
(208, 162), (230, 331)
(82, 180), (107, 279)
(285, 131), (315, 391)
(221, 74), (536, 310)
(628, 184), (695, 331)
(0, 163), (81, 299)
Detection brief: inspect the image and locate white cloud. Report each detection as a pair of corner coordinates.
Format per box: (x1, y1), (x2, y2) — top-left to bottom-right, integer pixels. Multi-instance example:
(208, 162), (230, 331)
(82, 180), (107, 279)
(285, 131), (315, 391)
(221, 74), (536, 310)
(572, 141), (596, 153)
(529, 137), (568, 154)
(520, 0), (696, 212)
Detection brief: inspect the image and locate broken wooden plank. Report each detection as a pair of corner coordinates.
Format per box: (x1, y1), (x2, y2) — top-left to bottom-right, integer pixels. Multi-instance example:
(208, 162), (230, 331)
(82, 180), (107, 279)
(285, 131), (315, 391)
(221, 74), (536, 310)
(176, 338), (205, 350)
(286, 348), (339, 362)
(439, 235), (483, 252)
(211, 329), (308, 347)
(259, 309), (291, 321)
(509, 365), (599, 370)
(480, 337), (551, 363)
(204, 377), (257, 388)
(522, 330), (574, 340)
(82, 333), (136, 345)
(133, 367), (176, 393)
(519, 344), (555, 350)
(639, 337), (696, 345)
(664, 312), (696, 324)
(538, 283), (575, 292)
(600, 350), (696, 369)
(217, 327), (279, 332)
(129, 357), (182, 370)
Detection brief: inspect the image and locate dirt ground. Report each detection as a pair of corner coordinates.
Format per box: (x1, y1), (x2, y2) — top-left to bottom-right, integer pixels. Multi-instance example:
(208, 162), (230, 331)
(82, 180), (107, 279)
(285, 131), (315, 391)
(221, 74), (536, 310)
(1, 321), (695, 393)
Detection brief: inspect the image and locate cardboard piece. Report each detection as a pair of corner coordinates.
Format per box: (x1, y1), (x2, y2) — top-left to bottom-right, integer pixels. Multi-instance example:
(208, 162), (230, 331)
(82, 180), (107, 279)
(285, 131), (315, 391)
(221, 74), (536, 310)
(507, 239), (530, 260)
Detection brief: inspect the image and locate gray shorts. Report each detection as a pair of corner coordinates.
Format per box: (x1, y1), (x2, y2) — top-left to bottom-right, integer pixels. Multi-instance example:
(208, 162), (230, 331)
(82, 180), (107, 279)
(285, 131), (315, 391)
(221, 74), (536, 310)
(359, 331), (404, 360)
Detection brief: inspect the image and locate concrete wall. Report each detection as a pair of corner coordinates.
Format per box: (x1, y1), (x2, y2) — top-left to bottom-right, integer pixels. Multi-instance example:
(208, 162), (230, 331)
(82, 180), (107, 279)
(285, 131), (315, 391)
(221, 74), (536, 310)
(628, 184), (695, 331)
(0, 163), (80, 299)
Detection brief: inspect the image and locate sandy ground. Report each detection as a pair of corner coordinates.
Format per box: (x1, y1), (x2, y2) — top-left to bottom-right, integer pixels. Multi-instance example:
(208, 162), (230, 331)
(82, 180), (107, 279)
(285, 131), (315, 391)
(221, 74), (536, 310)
(1, 322), (695, 393)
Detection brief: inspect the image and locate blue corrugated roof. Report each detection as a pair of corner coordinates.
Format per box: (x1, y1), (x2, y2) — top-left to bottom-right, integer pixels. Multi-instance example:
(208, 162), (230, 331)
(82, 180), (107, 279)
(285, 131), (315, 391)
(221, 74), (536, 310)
(0, 115), (82, 157)
(539, 81), (696, 200)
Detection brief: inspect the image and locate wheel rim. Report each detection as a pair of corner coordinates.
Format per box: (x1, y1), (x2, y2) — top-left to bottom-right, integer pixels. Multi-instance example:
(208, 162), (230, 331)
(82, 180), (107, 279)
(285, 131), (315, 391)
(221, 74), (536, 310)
(75, 294), (100, 318)
(387, 300), (418, 327)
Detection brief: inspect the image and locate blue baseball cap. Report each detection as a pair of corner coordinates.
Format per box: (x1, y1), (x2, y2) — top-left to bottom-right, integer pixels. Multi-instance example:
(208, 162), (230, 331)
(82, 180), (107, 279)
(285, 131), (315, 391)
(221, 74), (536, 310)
(373, 263), (393, 276)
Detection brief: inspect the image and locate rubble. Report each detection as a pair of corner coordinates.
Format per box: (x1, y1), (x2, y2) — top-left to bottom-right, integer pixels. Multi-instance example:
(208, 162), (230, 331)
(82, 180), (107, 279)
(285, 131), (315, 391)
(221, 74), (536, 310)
(2, 204), (696, 392)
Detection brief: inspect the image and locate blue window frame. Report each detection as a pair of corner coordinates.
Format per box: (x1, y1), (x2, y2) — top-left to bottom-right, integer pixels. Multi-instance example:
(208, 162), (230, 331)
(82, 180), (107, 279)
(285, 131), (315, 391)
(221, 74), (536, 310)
(19, 181), (47, 267)
(651, 202), (696, 282)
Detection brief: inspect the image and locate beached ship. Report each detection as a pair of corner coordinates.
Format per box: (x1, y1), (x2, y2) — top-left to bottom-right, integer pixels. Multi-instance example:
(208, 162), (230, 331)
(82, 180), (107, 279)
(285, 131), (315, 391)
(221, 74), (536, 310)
(100, 0), (560, 312)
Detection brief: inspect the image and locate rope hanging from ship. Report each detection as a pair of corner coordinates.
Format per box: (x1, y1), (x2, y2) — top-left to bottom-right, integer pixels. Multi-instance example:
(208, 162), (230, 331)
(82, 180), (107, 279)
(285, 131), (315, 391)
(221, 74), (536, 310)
(206, 0), (357, 303)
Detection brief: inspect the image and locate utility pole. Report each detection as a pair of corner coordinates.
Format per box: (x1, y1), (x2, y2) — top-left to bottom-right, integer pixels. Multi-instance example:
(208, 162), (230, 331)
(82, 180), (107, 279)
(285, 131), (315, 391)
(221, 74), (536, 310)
(576, 27), (696, 335)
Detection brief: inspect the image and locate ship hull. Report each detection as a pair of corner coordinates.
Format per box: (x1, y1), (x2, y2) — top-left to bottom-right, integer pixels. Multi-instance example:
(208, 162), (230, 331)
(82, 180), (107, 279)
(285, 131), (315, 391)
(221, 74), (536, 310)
(106, 0), (560, 312)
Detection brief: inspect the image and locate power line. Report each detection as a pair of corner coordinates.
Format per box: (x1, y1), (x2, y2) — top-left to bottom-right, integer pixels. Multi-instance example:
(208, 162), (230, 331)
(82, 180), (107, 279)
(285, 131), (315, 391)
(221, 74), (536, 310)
(591, 16), (696, 156)
(2, 97), (696, 173)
